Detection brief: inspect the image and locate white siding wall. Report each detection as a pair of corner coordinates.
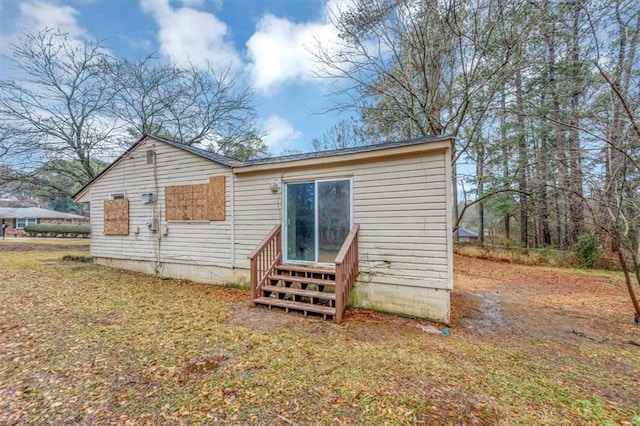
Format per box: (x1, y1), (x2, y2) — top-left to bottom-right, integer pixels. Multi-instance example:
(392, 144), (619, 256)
(86, 138), (452, 321)
(89, 138), (234, 276)
(233, 150), (452, 321)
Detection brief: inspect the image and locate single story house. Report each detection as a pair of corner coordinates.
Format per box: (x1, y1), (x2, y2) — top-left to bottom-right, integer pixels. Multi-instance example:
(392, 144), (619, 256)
(73, 134), (454, 323)
(457, 228), (479, 243)
(0, 207), (88, 237)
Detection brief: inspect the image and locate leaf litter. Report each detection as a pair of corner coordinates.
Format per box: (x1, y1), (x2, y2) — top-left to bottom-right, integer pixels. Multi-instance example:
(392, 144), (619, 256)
(0, 242), (638, 424)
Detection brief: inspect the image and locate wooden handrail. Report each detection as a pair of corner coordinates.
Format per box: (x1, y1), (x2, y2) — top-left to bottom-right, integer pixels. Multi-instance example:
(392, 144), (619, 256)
(249, 224), (281, 260)
(249, 225), (282, 306)
(334, 224), (360, 323)
(335, 224), (360, 265)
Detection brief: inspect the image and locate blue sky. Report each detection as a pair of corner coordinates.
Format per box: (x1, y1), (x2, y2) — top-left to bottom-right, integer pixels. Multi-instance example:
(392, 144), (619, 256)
(0, 0), (351, 155)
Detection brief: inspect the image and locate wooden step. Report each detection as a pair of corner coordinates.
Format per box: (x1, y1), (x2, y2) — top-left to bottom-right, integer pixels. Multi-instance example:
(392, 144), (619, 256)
(254, 297), (336, 316)
(277, 264), (335, 275)
(270, 274), (335, 287)
(261, 285), (336, 300)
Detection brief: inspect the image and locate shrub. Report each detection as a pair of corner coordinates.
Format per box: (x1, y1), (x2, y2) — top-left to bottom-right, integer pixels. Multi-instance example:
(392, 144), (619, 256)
(61, 254), (93, 263)
(573, 233), (599, 268)
(24, 224), (91, 237)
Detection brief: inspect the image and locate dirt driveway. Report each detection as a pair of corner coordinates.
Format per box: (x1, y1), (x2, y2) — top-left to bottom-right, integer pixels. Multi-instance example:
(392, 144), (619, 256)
(452, 254), (639, 345)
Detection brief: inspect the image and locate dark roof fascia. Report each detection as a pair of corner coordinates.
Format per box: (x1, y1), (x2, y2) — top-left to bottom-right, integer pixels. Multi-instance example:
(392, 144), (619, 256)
(235, 135), (453, 169)
(147, 134), (239, 166)
(72, 134), (236, 200)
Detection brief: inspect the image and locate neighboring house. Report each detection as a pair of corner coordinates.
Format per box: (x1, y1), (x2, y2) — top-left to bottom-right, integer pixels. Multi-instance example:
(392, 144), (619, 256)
(0, 207), (89, 237)
(73, 134), (454, 323)
(458, 228), (479, 243)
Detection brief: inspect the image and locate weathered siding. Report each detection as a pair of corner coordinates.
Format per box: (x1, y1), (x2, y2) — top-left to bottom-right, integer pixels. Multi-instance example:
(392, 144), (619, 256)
(83, 136), (452, 322)
(88, 138), (234, 277)
(233, 150), (452, 321)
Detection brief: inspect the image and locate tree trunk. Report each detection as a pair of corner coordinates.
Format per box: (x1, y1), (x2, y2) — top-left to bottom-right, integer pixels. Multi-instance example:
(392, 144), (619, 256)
(515, 67), (528, 248)
(544, 16), (568, 249)
(451, 147), (459, 242)
(615, 234), (640, 323)
(477, 139), (485, 244)
(568, 3), (584, 245)
(500, 88), (510, 242)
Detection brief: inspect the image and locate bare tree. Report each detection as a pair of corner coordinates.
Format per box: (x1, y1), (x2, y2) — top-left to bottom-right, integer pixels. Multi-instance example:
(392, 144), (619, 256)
(112, 56), (266, 159)
(313, 0), (537, 230)
(0, 29), (119, 186)
(585, 0), (640, 323)
(0, 28), (267, 210)
(311, 119), (365, 151)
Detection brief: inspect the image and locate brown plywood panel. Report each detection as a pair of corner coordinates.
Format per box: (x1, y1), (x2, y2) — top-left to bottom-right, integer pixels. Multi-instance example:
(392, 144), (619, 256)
(165, 185), (183, 221)
(104, 198), (129, 235)
(165, 182), (212, 221)
(208, 176), (226, 221)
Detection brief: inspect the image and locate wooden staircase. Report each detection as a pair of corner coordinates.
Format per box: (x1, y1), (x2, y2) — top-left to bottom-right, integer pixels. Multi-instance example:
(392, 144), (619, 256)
(249, 224), (360, 323)
(253, 264), (337, 320)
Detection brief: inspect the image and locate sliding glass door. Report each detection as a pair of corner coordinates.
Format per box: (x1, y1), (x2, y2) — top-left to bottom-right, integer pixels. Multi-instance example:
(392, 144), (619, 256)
(285, 179), (352, 263)
(286, 182), (316, 262)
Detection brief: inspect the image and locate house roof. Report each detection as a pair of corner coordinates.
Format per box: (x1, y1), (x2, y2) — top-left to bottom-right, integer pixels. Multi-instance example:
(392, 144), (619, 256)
(238, 135), (452, 167)
(73, 133), (454, 201)
(72, 134), (239, 201)
(0, 207), (86, 220)
(148, 135), (240, 167)
(458, 228), (479, 238)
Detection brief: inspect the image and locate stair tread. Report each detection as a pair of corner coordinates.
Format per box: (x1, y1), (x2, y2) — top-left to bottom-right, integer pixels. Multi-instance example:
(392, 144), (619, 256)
(270, 274), (335, 286)
(262, 285), (336, 300)
(278, 264), (336, 274)
(254, 297), (336, 315)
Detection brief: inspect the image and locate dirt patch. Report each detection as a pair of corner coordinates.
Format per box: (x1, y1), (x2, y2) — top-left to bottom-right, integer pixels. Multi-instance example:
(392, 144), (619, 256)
(229, 304), (303, 332)
(178, 351), (230, 382)
(459, 291), (504, 336)
(453, 254), (640, 344)
(230, 303), (446, 343)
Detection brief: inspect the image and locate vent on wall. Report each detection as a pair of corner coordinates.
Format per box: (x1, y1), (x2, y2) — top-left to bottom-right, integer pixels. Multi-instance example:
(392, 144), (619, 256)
(146, 149), (155, 165)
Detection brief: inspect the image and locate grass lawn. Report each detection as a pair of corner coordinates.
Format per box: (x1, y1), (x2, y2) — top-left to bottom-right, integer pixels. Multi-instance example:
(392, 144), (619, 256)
(1, 241), (639, 424)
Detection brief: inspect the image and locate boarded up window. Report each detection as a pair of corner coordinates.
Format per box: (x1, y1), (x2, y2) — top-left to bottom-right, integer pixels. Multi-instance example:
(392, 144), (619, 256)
(208, 176), (225, 221)
(104, 198), (129, 235)
(165, 176), (226, 221)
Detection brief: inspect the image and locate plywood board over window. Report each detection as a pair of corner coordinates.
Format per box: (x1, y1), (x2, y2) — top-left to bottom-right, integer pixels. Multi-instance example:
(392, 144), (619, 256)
(208, 176), (225, 221)
(104, 198), (129, 235)
(165, 176), (226, 221)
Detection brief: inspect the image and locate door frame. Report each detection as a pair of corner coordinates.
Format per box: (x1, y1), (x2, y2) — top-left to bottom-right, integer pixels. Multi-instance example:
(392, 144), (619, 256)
(282, 177), (353, 265)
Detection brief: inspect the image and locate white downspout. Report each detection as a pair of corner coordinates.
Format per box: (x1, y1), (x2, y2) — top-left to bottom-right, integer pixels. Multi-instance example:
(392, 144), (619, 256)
(230, 170), (235, 269)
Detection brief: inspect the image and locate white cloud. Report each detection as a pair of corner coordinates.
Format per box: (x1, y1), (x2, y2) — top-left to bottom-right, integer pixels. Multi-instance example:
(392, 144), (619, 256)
(262, 115), (302, 154)
(140, 0), (240, 69)
(178, 0), (205, 7)
(245, 0), (359, 95)
(246, 15), (338, 95)
(19, 1), (87, 38)
(0, 1), (87, 53)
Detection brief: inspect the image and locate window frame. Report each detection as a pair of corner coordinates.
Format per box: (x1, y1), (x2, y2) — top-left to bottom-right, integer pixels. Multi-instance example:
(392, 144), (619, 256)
(282, 177), (353, 265)
(16, 218), (39, 229)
